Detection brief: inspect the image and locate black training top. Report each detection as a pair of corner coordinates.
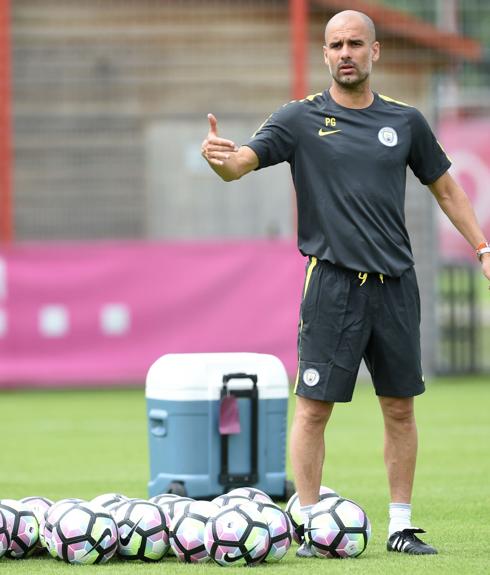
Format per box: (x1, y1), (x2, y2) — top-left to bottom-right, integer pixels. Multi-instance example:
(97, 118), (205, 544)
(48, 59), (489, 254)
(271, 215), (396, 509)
(245, 90), (451, 277)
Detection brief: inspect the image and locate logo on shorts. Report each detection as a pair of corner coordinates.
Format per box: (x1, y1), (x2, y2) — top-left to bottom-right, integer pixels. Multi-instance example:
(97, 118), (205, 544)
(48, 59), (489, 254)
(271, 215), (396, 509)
(378, 127), (398, 147)
(303, 368), (320, 387)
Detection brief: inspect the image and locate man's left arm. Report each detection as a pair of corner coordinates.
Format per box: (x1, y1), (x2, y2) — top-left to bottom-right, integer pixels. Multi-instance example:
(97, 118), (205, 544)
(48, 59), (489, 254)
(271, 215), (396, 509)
(429, 171), (490, 286)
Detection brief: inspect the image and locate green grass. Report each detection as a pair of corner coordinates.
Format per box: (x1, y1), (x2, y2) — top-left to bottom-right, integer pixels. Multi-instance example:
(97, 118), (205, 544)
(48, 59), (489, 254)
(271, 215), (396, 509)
(1, 378), (489, 574)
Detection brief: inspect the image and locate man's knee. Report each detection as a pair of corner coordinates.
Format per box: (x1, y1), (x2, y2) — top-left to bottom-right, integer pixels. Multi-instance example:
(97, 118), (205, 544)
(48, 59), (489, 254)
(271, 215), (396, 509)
(294, 395), (334, 429)
(380, 396), (415, 424)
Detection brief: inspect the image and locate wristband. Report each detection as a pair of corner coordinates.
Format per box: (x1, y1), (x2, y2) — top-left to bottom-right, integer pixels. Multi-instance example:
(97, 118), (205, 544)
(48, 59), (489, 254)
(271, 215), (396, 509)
(476, 242), (490, 262)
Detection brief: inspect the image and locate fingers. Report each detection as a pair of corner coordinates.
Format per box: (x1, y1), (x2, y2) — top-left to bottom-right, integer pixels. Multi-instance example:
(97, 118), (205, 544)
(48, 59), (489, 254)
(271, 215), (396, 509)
(204, 137), (237, 149)
(201, 140), (236, 165)
(208, 113), (218, 136)
(202, 114), (239, 165)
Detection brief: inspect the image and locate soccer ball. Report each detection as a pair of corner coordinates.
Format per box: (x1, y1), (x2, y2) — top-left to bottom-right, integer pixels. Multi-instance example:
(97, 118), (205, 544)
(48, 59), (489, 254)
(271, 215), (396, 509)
(211, 493), (251, 508)
(108, 497), (139, 519)
(204, 502), (270, 567)
(20, 496), (53, 553)
(114, 499), (169, 561)
(226, 487), (273, 504)
(169, 500), (219, 563)
(41, 498), (84, 554)
(148, 493), (180, 506)
(50, 501), (118, 564)
(286, 485), (339, 543)
(91, 493), (128, 513)
(19, 496), (53, 521)
(0, 499), (39, 558)
(0, 510), (10, 558)
(306, 497), (371, 558)
(158, 496), (194, 556)
(252, 501), (292, 562)
(158, 496), (194, 524)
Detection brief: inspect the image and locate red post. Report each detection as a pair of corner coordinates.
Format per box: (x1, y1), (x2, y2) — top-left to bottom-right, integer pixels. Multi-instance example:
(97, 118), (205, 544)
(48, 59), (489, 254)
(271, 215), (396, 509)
(0, 0), (12, 243)
(290, 0), (308, 100)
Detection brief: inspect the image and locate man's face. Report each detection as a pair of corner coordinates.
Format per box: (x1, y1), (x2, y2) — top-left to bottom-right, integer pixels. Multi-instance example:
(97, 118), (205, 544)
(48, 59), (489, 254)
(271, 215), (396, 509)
(323, 17), (380, 89)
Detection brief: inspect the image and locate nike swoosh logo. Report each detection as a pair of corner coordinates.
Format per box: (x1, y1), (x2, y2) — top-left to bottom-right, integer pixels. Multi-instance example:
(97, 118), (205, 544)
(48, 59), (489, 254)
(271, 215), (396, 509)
(83, 527), (115, 557)
(318, 129), (341, 137)
(223, 543), (260, 564)
(119, 519), (141, 547)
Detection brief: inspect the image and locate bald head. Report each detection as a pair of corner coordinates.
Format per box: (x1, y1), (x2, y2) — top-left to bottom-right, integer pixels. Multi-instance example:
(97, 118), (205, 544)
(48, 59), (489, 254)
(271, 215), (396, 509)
(322, 9), (380, 96)
(325, 10), (376, 44)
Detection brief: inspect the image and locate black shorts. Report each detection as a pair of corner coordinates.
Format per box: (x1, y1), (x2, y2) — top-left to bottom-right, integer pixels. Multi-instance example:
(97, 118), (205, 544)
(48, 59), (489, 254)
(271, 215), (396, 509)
(294, 258), (425, 402)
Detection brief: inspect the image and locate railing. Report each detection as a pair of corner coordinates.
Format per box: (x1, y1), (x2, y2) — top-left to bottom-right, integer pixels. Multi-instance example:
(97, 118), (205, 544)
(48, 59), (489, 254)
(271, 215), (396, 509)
(437, 263), (480, 374)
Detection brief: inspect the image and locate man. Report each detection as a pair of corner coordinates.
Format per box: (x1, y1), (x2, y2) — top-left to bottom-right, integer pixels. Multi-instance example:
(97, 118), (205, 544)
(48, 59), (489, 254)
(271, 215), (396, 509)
(201, 10), (490, 556)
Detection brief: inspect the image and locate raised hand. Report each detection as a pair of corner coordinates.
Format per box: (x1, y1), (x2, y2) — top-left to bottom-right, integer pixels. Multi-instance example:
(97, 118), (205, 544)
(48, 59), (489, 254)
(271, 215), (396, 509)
(201, 113), (238, 166)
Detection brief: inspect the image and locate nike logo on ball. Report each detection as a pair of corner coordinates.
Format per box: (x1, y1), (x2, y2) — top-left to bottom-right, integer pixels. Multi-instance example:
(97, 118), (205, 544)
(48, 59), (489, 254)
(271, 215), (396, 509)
(223, 544), (259, 563)
(318, 129), (342, 137)
(119, 519), (141, 547)
(84, 527), (114, 557)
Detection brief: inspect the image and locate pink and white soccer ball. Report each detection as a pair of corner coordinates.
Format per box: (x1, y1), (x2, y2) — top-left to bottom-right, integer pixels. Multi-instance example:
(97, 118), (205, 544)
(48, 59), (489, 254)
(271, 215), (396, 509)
(0, 509), (10, 558)
(50, 501), (118, 564)
(148, 493), (180, 507)
(91, 493), (128, 513)
(169, 500), (219, 563)
(158, 496), (194, 556)
(306, 497), (371, 558)
(114, 499), (169, 561)
(20, 496), (53, 553)
(225, 487), (273, 504)
(0, 499), (39, 558)
(19, 496), (53, 523)
(211, 493), (251, 508)
(252, 501), (292, 562)
(204, 502), (270, 567)
(286, 485), (339, 543)
(41, 498), (84, 554)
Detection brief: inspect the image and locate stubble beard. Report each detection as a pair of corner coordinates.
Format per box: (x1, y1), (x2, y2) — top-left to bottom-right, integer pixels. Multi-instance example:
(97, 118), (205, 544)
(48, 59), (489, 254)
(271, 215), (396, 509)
(329, 61), (371, 91)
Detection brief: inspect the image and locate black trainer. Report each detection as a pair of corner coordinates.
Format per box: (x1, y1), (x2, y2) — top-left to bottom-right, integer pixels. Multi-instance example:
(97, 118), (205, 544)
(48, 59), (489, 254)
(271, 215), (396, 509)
(387, 528), (438, 555)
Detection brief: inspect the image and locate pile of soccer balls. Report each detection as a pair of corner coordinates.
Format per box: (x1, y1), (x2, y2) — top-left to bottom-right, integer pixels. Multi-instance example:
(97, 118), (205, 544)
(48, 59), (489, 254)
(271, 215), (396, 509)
(0, 486), (370, 565)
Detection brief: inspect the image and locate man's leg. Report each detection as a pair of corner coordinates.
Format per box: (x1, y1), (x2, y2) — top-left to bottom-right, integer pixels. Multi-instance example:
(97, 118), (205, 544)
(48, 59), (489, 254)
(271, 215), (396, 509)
(379, 395), (437, 555)
(378, 396), (417, 504)
(290, 395), (334, 507)
(289, 395), (334, 557)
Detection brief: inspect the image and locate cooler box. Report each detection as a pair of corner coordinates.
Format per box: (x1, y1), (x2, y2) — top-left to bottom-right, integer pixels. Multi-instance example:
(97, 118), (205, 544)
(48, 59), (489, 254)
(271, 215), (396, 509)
(146, 352), (292, 500)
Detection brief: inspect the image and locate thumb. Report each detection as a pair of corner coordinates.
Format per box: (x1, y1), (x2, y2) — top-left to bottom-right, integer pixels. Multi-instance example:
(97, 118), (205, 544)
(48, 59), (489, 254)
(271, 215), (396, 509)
(207, 113), (218, 136)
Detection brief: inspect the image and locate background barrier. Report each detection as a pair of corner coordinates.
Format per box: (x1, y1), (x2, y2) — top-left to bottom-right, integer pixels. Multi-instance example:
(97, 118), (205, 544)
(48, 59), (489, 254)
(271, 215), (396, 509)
(0, 240), (305, 386)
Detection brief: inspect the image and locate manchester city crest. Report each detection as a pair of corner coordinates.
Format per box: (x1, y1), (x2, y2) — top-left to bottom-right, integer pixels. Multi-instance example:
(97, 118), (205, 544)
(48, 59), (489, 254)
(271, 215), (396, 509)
(378, 126), (398, 147)
(303, 368), (320, 387)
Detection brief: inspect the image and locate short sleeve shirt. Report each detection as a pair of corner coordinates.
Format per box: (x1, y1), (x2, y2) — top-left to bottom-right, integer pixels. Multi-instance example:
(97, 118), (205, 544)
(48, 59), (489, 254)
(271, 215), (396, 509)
(246, 91), (451, 277)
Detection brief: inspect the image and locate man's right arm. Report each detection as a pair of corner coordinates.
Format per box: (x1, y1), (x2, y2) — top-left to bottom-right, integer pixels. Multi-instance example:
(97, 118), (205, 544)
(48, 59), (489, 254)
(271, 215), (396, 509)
(201, 113), (259, 182)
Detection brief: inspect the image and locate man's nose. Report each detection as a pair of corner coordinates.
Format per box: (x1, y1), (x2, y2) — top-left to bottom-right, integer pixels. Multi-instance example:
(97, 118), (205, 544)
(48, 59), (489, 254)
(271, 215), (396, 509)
(340, 45), (352, 59)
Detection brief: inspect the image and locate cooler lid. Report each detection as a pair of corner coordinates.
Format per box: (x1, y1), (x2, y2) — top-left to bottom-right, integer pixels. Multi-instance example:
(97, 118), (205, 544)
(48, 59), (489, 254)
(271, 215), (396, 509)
(145, 353), (289, 401)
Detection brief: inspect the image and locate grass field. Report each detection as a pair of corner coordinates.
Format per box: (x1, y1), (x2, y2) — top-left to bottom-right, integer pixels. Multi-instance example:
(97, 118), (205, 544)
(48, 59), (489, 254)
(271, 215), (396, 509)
(1, 377), (489, 574)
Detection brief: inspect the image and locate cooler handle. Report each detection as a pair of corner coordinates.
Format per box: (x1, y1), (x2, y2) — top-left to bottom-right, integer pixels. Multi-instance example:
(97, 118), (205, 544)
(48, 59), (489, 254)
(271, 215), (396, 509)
(219, 373), (259, 486)
(149, 409), (168, 437)
(222, 372), (258, 386)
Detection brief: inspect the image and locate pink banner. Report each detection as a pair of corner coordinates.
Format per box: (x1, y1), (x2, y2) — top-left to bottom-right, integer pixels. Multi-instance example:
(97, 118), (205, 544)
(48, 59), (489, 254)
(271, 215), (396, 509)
(0, 241), (305, 387)
(439, 118), (490, 260)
